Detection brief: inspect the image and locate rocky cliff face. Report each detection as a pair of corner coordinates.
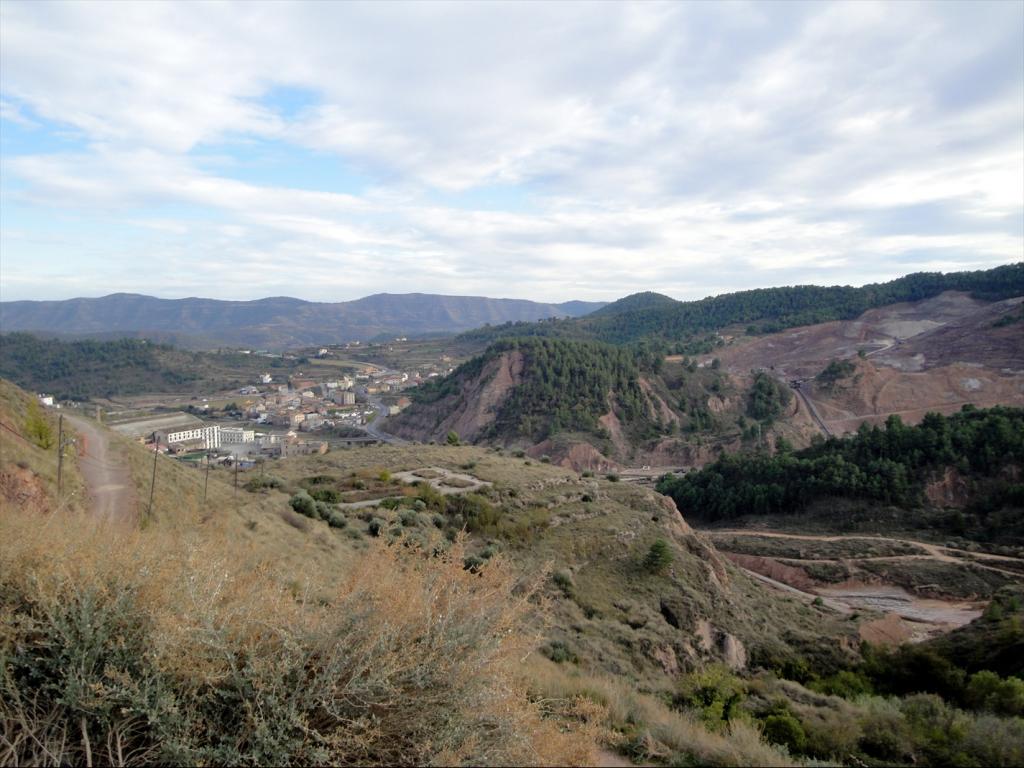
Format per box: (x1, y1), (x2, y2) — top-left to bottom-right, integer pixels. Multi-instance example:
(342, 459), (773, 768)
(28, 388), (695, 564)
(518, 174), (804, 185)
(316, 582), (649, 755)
(388, 350), (524, 443)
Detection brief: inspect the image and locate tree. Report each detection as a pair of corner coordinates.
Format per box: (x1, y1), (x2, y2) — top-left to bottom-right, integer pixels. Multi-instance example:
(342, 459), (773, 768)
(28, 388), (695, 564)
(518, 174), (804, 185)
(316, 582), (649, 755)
(24, 400), (54, 449)
(643, 538), (673, 574)
(446, 431), (460, 445)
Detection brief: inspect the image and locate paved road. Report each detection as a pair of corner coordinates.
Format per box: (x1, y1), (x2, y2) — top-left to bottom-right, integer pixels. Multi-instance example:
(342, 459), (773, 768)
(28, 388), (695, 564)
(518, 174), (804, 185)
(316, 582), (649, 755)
(65, 414), (136, 523)
(360, 391), (408, 445)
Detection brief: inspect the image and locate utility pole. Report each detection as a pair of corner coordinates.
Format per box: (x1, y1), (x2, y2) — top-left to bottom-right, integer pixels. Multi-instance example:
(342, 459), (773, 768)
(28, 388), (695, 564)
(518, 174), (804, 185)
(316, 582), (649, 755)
(233, 455), (239, 498)
(203, 451), (211, 504)
(147, 432), (159, 521)
(56, 414), (64, 497)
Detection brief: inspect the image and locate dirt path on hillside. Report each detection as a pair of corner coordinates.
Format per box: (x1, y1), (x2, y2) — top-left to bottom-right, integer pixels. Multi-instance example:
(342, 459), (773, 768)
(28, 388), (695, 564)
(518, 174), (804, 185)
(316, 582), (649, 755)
(708, 528), (1021, 640)
(709, 529), (1023, 566)
(66, 415), (136, 523)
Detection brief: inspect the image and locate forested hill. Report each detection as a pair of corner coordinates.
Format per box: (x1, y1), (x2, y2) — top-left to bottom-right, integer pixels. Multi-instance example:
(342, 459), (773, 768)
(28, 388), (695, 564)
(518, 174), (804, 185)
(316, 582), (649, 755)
(0, 333), (302, 400)
(0, 292), (606, 350)
(459, 264), (1024, 346)
(657, 406), (1024, 542)
(395, 337), (660, 444)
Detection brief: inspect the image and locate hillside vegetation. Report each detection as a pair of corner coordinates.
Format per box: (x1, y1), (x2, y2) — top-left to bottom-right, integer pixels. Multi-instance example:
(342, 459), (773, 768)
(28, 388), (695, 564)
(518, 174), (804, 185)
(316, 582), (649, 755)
(0, 333), (305, 400)
(460, 264), (1024, 346)
(4, 377), (1024, 765)
(657, 406), (1024, 542)
(409, 338), (656, 442)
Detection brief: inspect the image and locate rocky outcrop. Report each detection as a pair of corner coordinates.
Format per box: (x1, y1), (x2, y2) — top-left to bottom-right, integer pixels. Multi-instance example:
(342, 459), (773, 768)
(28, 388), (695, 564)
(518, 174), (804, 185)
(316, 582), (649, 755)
(388, 350), (524, 443)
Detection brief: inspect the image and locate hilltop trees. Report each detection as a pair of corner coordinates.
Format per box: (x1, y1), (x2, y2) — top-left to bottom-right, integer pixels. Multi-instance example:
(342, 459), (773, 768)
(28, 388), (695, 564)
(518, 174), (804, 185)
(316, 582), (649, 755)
(657, 406), (1024, 526)
(747, 372), (791, 422)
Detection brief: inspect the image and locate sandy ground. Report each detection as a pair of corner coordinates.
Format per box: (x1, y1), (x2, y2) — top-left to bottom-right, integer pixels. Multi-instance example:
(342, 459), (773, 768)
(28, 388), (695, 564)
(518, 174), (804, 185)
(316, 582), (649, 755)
(65, 414), (136, 523)
(708, 529), (1021, 643)
(336, 466), (491, 510)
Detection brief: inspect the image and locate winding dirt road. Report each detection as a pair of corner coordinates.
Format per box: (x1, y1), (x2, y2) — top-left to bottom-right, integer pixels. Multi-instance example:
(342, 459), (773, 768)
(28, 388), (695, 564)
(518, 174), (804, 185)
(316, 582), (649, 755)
(66, 414), (136, 523)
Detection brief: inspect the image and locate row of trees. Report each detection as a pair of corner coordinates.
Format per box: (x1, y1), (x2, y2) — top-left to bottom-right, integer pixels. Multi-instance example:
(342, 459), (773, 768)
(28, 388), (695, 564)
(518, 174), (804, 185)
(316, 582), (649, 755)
(657, 406), (1024, 522)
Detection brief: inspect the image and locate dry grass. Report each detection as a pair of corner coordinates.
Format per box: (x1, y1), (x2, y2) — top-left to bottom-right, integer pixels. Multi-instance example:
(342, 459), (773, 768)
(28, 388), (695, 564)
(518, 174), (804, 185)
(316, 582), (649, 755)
(527, 659), (797, 767)
(0, 506), (596, 766)
(0, 381), (87, 515)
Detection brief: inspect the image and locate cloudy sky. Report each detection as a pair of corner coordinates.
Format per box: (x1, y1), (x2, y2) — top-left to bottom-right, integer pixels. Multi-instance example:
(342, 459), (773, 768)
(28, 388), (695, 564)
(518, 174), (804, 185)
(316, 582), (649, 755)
(1, 1), (1021, 303)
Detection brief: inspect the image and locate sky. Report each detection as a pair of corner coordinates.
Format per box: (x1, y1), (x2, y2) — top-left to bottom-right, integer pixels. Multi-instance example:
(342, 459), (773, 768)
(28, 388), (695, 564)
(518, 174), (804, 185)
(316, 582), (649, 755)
(1, 0), (1021, 304)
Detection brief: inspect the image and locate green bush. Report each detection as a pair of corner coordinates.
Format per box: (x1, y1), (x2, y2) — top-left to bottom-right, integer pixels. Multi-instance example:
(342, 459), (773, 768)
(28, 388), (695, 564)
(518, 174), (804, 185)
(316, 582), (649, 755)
(399, 510), (419, 527)
(244, 475), (284, 492)
(810, 669), (873, 699)
(289, 490), (319, 519)
(24, 400), (54, 449)
(643, 538), (673, 574)
(310, 487), (341, 503)
(367, 518), (386, 537)
(966, 671), (1024, 716)
(327, 511), (347, 529)
(543, 641), (578, 664)
(762, 713), (807, 753)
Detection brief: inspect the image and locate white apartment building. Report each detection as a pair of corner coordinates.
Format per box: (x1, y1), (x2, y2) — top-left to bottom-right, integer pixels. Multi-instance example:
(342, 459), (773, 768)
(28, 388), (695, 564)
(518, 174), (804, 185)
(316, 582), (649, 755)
(163, 425), (222, 449)
(220, 427), (255, 445)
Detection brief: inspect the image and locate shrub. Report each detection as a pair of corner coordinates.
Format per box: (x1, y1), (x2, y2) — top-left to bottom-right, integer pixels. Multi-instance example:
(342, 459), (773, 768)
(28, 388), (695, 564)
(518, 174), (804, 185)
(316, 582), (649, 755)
(245, 475), (284, 492)
(446, 431), (460, 445)
(289, 490), (319, 519)
(0, 515), (589, 766)
(643, 539), (673, 574)
(543, 641), (578, 664)
(605, 473), (619, 482)
(399, 510), (419, 527)
(810, 670), (873, 699)
(310, 487), (342, 504)
(966, 671), (1024, 716)
(552, 570), (575, 597)
(327, 511), (347, 528)
(367, 518), (386, 537)
(762, 713), (807, 753)
(24, 400), (54, 449)
(446, 493), (500, 533)
(378, 470), (392, 483)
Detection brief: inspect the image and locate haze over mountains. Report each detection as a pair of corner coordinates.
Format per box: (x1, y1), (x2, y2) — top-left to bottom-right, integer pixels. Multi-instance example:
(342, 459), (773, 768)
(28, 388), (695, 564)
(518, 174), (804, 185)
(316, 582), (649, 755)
(0, 292), (606, 350)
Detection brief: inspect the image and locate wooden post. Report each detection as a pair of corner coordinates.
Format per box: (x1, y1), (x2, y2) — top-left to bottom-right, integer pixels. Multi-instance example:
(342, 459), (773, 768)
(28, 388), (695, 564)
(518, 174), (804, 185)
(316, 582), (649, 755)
(57, 414), (64, 497)
(203, 452), (211, 504)
(147, 433), (159, 520)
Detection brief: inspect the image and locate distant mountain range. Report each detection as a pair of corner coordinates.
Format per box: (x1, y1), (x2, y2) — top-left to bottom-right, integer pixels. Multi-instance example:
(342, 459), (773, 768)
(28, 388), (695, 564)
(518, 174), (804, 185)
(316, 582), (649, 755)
(0, 292), (607, 350)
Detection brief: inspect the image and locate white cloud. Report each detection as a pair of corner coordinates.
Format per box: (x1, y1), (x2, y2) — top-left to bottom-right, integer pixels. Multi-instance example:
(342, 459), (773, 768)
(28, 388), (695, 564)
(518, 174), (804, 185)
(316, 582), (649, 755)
(0, 0), (1021, 302)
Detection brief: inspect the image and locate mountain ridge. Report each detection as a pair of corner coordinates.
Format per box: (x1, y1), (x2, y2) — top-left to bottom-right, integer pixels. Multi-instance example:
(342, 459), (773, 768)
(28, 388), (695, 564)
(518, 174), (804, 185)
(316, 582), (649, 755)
(0, 292), (607, 350)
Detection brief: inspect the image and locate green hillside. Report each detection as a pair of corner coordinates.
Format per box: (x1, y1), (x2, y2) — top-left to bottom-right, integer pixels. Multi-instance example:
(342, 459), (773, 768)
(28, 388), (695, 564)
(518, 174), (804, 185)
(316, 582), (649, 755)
(460, 264), (1024, 346)
(657, 405), (1024, 544)
(0, 333), (305, 399)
